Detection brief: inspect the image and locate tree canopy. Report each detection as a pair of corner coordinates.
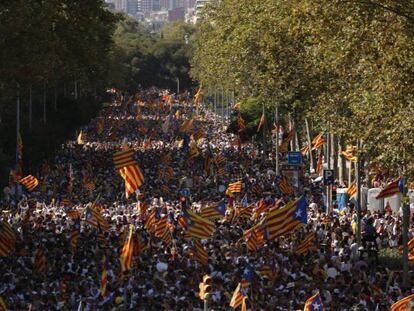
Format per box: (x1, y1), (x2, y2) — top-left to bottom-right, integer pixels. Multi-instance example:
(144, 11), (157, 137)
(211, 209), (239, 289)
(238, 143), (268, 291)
(191, 0), (414, 177)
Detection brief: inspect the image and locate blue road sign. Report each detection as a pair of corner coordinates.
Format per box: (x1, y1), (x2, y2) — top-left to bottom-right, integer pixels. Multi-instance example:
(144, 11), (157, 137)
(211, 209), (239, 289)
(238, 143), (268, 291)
(323, 169), (335, 185)
(287, 152), (302, 165)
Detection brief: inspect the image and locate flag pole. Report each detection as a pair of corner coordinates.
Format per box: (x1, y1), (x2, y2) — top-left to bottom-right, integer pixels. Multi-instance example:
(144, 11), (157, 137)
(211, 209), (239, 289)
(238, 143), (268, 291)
(261, 103), (266, 165)
(275, 104), (279, 177)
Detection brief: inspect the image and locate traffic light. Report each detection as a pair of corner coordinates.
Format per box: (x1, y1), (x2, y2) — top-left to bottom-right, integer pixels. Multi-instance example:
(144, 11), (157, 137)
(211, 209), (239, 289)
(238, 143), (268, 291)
(332, 184), (337, 202)
(198, 274), (212, 300)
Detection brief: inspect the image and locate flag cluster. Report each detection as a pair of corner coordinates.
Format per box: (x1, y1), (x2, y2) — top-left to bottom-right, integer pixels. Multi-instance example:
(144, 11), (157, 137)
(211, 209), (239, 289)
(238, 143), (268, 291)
(295, 233), (316, 255)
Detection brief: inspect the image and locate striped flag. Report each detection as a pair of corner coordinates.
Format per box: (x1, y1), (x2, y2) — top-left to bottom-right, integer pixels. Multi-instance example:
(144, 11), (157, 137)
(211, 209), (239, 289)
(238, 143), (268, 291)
(113, 148), (136, 170)
(19, 175), (39, 191)
(161, 185), (170, 194)
(119, 164), (144, 198)
(154, 215), (168, 238)
(300, 144), (310, 156)
(0, 221), (16, 257)
(304, 292), (324, 311)
(238, 114), (246, 132)
(278, 177), (295, 195)
(399, 237), (414, 261)
(201, 201), (227, 219)
(144, 210), (157, 234)
(243, 223), (266, 252)
(229, 283), (248, 310)
(341, 145), (357, 162)
(193, 128), (205, 142)
(228, 181), (242, 194)
(279, 128), (294, 153)
(296, 233), (317, 255)
(165, 166), (174, 180)
(316, 150), (323, 175)
(215, 154), (226, 166)
(312, 133), (326, 149)
(189, 140), (199, 158)
(135, 232), (149, 255)
(84, 181), (96, 192)
(33, 247), (46, 273)
(204, 148), (213, 176)
(0, 296), (7, 311)
(256, 111), (266, 133)
(70, 218), (81, 251)
(376, 178), (404, 199)
(179, 209), (215, 239)
(217, 167), (226, 177)
(189, 239), (208, 266)
(100, 256), (108, 297)
(347, 182), (357, 199)
(179, 119), (194, 133)
(120, 225), (134, 272)
(266, 196), (307, 240)
(391, 293), (414, 311)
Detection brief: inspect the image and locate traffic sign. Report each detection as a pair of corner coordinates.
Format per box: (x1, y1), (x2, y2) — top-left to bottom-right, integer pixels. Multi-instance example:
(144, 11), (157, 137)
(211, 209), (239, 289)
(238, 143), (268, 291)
(323, 169), (335, 185)
(287, 152), (302, 165)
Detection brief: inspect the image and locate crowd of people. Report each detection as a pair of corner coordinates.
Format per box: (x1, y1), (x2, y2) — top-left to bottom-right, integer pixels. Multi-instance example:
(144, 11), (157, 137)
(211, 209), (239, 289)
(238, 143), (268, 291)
(0, 89), (413, 310)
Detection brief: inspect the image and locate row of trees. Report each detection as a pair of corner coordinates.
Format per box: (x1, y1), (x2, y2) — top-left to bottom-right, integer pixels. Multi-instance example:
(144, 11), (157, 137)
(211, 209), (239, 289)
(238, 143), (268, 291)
(191, 0), (414, 179)
(108, 18), (196, 92)
(0, 0), (118, 186)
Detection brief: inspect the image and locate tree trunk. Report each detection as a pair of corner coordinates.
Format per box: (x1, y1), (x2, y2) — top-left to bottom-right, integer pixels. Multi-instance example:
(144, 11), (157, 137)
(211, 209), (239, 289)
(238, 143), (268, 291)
(29, 84), (33, 129)
(305, 118), (314, 171)
(43, 81), (47, 125)
(338, 136), (346, 185)
(331, 133), (338, 180)
(54, 83), (57, 111)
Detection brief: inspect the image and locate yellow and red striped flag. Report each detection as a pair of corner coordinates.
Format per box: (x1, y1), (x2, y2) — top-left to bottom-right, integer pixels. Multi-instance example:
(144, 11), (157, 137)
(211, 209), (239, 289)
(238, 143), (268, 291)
(278, 178), (295, 195)
(0, 221), (16, 257)
(376, 178), (404, 199)
(19, 175), (39, 191)
(316, 150), (323, 175)
(347, 182), (357, 199)
(229, 283), (248, 310)
(341, 145), (357, 162)
(227, 181), (242, 194)
(0, 296), (7, 311)
(120, 225), (134, 272)
(399, 237), (414, 261)
(189, 239), (208, 266)
(295, 233), (316, 255)
(113, 148), (136, 170)
(279, 128), (295, 153)
(118, 164), (144, 198)
(100, 256), (108, 297)
(312, 133), (325, 149)
(300, 145), (310, 156)
(391, 293), (414, 311)
(70, 218), (81, 251)
(238, 114), (246, 132)
(33, 247), (46, 273)
(256, 111), (266, 133)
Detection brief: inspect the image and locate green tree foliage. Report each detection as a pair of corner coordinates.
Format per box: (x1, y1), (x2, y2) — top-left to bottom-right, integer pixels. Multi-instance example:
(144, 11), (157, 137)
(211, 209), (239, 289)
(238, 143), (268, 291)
(192, 0), (414, 177)
(109, 18), (196, 91)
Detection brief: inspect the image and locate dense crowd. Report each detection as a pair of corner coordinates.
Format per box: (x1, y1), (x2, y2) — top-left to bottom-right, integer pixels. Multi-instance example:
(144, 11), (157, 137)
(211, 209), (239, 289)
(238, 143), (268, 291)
(0, 89), (413, 311)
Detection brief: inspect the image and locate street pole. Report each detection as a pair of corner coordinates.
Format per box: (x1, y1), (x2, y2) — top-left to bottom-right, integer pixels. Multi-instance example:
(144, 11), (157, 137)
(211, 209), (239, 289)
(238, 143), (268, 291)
(203, 298), (209, 311)
(275, 104), (279, 176)
(176, 78), (180, 95)
(327, 133), (332, 214)
(402, 177), (409, 288)
(16, 83), (20, 143)
(29, 84), (32, 129)
(356, 153), (362, 245)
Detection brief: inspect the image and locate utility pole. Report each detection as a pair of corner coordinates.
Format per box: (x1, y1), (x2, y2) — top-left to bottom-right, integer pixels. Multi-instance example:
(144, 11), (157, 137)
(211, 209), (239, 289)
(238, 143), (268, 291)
(327, 132), (332, 214)
(176, 78), (180, 95)
(402, 176), (409, 288)
(356, 141), (362, 245)
(275, 104), (279, 176)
